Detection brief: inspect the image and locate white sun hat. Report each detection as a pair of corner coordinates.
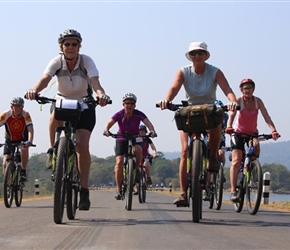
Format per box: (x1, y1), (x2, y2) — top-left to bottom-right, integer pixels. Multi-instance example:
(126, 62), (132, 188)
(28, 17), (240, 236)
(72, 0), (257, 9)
(185, 41), (210, 61)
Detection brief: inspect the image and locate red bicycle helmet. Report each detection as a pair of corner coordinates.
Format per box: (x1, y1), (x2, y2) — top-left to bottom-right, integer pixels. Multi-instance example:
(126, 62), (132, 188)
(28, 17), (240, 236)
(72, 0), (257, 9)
(239, 78), (255, 89)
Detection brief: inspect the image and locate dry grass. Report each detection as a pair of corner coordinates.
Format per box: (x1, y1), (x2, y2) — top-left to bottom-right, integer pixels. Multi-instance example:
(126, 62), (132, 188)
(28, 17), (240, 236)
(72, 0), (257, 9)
(160, 189), (290, 213)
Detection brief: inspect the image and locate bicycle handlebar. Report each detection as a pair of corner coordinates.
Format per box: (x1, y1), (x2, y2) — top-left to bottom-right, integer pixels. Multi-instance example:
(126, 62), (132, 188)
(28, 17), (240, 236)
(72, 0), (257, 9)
(231, 131), (281, 141)
(25, 95), (112, 106)
(105, 131), (156, 139)
(0, 141), (36, 148)
(155, 101), (240, 112)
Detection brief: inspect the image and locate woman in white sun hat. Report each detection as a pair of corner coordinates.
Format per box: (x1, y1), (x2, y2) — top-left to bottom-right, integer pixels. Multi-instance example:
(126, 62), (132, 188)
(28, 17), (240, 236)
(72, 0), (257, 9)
(158, 41), (238, 206)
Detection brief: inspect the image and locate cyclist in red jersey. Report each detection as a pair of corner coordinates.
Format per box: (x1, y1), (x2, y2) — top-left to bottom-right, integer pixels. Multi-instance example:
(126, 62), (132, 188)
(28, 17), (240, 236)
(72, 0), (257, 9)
(0, 97), (34, 181)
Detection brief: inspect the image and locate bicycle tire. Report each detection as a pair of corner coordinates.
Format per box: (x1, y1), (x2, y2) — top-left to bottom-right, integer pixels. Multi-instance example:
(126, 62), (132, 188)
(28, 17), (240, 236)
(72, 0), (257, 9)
(67, 151), (80, 220)
(234, 169), (245, 213)
(125, 158), (134, 211)
(215, 165), (224, 210)
(246, 160), (263, 215)
(209, 173), (215, 209)
(138, 168), (144, 204)
(4, 163), (14, 208)
(53, 137), (67, 224)
(191, 139), (203, 223)
(141, 168), (147, 203)
(14, 166), (23, 207)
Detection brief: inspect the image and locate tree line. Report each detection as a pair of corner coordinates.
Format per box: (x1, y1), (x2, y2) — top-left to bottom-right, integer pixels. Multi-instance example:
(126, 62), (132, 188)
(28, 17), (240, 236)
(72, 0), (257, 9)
(0, 152), (289, 197)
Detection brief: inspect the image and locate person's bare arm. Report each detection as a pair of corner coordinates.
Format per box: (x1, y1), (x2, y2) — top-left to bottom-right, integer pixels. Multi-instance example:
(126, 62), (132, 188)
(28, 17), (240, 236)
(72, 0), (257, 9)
(216, 70), (237, 103)
(149, 142), (157, 158)
(164, 69), (184, 102)
(91, 76), (110, 106)
(258, 97), (277, 132)
(26, 74), (52, 99)
(103, 118), (116, 132)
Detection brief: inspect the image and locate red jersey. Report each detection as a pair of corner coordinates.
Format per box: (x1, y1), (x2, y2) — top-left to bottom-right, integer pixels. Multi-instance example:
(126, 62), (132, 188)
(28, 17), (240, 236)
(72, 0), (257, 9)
(0, 109), (33, 142)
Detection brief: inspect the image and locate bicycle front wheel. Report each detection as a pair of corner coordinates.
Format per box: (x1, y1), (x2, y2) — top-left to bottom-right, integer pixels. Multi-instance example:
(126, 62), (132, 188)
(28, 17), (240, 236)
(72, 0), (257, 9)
(125, 158), (134, 211)
(14, 166), (23, 207)
(53, 137), (67, 224)
(4, 163), (14, 208)
(215, 165), (224, 210)
(246, 160), (262, 215)
(191, 139), (203, 223)
(67, 151), (80, 220)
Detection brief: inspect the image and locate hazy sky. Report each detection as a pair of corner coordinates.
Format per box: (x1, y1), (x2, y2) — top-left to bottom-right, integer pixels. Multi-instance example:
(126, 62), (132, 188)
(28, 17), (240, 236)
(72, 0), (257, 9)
(0, 1), (289, 158)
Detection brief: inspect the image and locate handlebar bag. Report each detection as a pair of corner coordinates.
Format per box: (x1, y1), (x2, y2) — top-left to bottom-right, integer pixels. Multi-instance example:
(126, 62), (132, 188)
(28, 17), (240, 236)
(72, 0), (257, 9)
(54, 99), (81, 122)
(174, 104), (223, 133)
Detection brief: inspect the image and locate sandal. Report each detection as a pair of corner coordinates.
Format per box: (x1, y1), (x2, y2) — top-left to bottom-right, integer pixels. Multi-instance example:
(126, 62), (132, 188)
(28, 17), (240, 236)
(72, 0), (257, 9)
(173, 193), (188, 206)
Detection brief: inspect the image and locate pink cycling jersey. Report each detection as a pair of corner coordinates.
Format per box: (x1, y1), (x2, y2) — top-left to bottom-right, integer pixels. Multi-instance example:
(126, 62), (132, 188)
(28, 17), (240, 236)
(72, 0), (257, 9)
(236, 96), (258, 134)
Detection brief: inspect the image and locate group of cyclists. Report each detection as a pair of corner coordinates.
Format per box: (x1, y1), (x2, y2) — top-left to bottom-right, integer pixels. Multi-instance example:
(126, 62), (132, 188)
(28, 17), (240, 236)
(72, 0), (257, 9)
(0, 30), (280, 212)
(158, 41), (280, 205)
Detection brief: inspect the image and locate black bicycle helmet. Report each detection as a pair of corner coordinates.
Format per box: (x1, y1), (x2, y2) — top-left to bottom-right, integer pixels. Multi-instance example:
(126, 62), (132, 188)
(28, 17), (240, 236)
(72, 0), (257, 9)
(10, 97), (24, 106)
(58, 29), (82, 44)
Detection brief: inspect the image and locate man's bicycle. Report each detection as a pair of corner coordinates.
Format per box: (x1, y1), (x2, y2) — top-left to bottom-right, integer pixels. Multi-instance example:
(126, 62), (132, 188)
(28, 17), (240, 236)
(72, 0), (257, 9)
(229, 132), (279, 215)
(1, 141), (36, 208)
(157, 101), (231, 222)
(34, 96), (109, 224)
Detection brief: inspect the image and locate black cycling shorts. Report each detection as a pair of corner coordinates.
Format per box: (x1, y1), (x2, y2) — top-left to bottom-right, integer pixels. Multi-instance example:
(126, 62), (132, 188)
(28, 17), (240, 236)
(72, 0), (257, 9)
(51, 103), (96, 132)
(230, 134), (251, 151)
(115, 140), (143, 156)
(75, 109), (96, 132)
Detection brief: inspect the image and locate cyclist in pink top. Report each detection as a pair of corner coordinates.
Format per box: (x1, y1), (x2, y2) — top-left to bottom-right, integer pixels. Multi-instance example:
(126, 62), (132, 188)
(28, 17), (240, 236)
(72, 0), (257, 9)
(225, 78), (280, 202)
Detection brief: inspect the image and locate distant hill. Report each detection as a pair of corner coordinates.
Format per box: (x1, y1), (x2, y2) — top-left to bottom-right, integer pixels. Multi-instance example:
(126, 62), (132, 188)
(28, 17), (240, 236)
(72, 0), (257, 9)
(163, 140), (290, 170)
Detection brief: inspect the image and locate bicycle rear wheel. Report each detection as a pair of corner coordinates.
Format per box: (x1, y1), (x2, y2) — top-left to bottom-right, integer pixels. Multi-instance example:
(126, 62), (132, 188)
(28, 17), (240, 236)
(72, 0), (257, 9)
(53, 137), (67, 224)
(67, 151), (80, 220)
(125, 158), (134, 210)
(209, 173), (215, 209)
(246, 160), (262, 215)
(4, 163), (14, 208)
(14, 166), (23, 207)
(215, 165), (224, 210)
(234, 170), (245, 213)
(191, 139), (203, 223)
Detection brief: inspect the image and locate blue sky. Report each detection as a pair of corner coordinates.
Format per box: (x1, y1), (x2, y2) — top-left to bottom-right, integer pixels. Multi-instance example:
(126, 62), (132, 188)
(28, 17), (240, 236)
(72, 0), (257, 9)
(0, 1), (289, 158)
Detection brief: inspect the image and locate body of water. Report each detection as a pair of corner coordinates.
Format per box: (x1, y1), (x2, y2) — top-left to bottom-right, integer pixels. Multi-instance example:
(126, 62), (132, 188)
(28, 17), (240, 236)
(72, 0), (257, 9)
(223, 192), (290, 202)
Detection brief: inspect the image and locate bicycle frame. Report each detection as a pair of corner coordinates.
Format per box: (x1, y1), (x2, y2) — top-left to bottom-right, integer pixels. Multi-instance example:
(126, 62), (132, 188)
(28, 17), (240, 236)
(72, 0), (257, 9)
(1, 141), (36, 208)
(231, 132), (278, 215)
(108, 132), (152, 210)
(109, 132), (139, 211)
(33, 96), (82, 223)
(156, 100), (231, 223)
(186, 132), (208, 222)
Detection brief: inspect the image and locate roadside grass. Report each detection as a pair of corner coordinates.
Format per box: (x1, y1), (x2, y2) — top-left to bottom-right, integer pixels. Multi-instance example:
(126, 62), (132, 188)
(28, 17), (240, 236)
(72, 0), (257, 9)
(155, 189), (290, 213)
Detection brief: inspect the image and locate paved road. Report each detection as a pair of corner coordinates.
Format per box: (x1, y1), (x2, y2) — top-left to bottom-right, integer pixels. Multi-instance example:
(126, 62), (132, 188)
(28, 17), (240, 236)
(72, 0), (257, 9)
(0, 190), (289, 249)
